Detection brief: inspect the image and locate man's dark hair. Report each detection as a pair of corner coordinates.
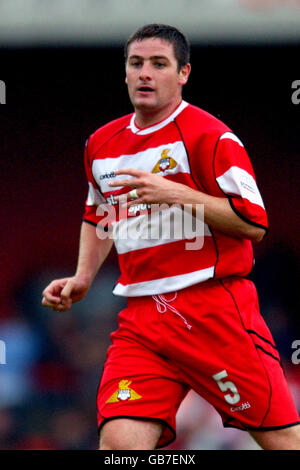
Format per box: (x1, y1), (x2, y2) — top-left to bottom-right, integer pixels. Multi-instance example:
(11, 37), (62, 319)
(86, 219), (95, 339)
(125, 24), (190, 71)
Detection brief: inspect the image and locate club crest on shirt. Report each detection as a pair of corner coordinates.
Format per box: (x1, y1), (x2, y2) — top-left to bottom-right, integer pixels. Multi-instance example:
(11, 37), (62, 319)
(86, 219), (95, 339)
(106, 380), (142, 403)
(152, 149), (177, 173)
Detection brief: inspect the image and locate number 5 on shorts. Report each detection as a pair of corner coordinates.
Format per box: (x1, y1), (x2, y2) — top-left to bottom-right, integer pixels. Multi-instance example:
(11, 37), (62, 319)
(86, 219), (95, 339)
(212, 370), (240, 405)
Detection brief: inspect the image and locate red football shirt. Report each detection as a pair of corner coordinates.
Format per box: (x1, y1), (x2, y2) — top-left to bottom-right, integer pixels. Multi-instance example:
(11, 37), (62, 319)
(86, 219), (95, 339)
(83, 101), (268, 296)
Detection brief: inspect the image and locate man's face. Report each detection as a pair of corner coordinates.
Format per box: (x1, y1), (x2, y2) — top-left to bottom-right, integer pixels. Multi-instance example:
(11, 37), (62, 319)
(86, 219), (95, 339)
(125, 38), (190, 114)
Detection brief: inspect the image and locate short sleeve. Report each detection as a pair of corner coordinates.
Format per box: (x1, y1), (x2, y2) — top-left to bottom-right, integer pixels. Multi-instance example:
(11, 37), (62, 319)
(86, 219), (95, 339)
(214, 132), (268, 231)
(82, 138), (113, 231)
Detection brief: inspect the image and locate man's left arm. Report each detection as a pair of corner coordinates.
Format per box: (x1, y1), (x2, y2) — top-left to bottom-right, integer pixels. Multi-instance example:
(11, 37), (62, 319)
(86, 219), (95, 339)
(172, 187), (266, 243)
(109, 166), (266, 243)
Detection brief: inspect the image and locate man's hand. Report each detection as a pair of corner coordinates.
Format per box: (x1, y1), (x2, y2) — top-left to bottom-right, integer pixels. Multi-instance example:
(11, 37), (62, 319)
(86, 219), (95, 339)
(109, 168), (188, 207)
(42, 276), (90, 312)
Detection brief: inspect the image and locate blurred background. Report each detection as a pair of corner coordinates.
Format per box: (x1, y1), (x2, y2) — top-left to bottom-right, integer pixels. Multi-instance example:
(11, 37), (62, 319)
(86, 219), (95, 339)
(0, 0), (299, 451)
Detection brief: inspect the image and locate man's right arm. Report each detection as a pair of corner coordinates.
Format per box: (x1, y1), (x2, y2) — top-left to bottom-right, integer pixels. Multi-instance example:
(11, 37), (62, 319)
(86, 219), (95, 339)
(42, 221), (114, 312)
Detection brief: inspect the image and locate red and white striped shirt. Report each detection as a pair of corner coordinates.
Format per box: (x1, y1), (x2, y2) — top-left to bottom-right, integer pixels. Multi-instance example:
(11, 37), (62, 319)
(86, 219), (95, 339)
(83, 101), (268, 297)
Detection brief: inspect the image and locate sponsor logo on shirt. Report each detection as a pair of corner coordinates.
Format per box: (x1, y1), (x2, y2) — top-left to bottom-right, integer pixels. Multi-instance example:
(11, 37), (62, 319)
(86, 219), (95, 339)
(106, 380), (142, 403)
(230, 401), (251, 412)
(128, 203), (151, 215)
(106, 195), (151, 214)
(99, 171), (116, 180)
(152, 149), (177, 173)
(106, 194), (118, 205)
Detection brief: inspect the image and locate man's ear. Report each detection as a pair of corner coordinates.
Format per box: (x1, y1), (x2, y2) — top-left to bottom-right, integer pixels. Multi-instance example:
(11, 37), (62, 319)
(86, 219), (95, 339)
(179, 63), (191, 86)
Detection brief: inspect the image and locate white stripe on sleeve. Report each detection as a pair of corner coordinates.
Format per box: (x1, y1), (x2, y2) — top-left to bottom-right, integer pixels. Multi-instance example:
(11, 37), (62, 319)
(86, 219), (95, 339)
(219, 132), (244, 147)
(216, 166), (265, 209)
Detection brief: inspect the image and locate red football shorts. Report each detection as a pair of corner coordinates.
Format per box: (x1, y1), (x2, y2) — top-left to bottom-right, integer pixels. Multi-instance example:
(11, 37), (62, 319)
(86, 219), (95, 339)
(97, 277), (300, 448)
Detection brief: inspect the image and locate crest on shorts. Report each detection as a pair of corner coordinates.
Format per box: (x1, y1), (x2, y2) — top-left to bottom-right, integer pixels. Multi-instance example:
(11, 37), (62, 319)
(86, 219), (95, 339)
(106, 380), (142, 403)
(152, 149), (177, 173)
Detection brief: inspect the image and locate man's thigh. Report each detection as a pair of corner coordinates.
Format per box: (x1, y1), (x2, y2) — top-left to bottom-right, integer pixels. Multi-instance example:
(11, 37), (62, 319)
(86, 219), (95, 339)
(99, 418), (163, 450)
(97, 335), (189, 449)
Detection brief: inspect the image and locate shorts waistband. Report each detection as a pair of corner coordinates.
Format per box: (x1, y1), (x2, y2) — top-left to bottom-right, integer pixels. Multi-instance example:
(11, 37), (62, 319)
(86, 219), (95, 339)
(126, 276), (248, 307)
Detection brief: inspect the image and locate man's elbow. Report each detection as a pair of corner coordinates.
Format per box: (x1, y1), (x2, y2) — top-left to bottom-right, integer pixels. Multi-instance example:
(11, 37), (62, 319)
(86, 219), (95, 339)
(248, 226), (266, 244)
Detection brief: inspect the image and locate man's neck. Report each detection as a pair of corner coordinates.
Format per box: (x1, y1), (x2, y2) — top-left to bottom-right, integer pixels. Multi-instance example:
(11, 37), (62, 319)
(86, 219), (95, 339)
(134, 98), (182, 129)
